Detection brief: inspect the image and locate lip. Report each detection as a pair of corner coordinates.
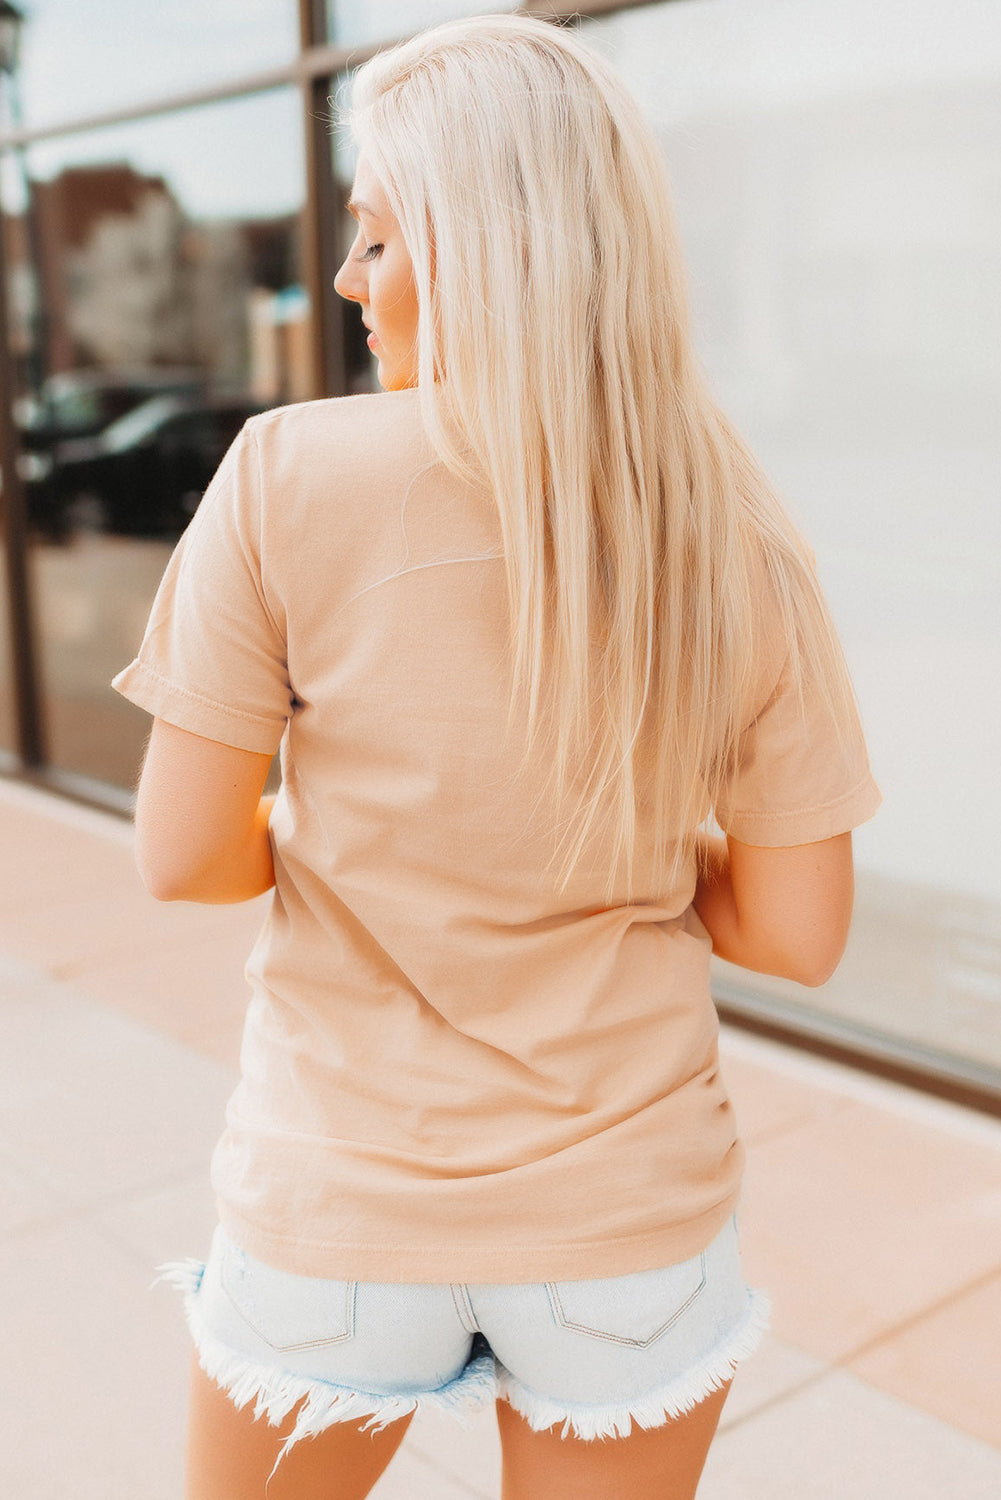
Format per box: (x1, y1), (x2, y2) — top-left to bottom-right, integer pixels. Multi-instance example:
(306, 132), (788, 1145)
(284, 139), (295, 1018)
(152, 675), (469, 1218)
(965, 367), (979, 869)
(366, 330), (380, 349)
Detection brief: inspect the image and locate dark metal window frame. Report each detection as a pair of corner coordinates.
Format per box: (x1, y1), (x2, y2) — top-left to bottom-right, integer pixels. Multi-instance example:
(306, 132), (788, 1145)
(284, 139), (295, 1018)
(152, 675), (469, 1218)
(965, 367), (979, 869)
(2, 0), (997, 1118)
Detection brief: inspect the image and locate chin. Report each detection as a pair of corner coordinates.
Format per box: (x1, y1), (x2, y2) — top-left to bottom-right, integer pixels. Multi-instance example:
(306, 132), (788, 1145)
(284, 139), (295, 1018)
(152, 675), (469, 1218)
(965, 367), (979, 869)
(378, 367), (417, 393)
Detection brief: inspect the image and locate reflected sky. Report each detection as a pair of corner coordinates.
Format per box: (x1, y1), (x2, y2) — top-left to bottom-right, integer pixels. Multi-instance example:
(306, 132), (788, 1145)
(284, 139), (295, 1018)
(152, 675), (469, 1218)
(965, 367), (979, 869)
(2, 0), (998, 218)
(13, 0), (297, 130)
(328, 0), (518, 49)
(1, 88), (305, 222)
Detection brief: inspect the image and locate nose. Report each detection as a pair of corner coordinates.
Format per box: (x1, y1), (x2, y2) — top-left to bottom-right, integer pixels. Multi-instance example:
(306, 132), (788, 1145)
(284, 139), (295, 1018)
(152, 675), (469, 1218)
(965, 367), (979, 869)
(334, 245), (363, 304)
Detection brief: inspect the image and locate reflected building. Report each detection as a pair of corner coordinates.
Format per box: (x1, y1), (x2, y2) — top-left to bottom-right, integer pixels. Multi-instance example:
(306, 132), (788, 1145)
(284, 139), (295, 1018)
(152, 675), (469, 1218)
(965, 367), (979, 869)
(7, 161), (306, 402)
(35, 164), (197, 375)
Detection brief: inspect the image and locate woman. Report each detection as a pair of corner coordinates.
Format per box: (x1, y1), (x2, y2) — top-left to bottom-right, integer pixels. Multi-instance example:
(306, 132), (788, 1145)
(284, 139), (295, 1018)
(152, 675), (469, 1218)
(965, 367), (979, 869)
(113, 14), (880, 1500)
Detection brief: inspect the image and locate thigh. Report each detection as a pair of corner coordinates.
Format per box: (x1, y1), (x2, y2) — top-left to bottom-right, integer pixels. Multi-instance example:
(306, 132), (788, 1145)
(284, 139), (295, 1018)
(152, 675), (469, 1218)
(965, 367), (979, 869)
(185, 1352), (415, 1500)
(496, 1376), (732, 1500)
(169, 1228), (493, 1497)
(477, 1215), (768, 1497)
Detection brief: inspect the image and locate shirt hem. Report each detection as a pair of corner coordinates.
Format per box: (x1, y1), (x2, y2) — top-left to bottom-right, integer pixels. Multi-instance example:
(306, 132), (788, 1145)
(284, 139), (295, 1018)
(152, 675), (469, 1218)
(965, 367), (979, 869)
(214, 1193), (742, 1284)
(111, 658), (286, 755)
(716, 772), (882, 847)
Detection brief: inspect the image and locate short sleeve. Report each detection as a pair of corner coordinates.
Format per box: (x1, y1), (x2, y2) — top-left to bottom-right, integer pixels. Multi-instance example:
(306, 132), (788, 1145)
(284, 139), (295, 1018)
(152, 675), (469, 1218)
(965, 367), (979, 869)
(712, 568), (882, 848)
(111, 420), (293, 754)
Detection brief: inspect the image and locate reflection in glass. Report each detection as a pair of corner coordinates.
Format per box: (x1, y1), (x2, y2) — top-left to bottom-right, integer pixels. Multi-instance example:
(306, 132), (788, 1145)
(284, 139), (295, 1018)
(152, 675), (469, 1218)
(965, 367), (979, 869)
(329, 0), (517, 48)
(0, 88), (305, 788)
(14, 0), (299, 133)
(0, 534), (14, 751)
(329, 93), (379, 395)
(581, 0), (1001, 1078)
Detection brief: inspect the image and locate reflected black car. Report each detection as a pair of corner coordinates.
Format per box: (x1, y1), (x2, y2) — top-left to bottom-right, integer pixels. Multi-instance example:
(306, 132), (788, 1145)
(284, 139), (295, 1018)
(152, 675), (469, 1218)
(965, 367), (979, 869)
(25, 394), (267, 539)
(15, 368), (209, 453)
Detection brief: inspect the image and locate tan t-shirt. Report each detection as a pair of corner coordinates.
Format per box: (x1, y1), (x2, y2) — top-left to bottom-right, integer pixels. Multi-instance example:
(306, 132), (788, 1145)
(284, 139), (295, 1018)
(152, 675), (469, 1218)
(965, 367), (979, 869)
(112, 390), (881, 1283)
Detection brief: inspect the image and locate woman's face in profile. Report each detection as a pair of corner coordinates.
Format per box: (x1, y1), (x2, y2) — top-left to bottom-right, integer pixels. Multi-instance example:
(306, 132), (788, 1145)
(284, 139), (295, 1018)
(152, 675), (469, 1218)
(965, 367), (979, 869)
(335, 153), (420, 391)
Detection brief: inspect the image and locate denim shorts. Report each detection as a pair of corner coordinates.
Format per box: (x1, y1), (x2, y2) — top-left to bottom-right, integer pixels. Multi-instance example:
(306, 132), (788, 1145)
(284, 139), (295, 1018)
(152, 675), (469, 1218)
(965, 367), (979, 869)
(160, 1211), (770, 1480)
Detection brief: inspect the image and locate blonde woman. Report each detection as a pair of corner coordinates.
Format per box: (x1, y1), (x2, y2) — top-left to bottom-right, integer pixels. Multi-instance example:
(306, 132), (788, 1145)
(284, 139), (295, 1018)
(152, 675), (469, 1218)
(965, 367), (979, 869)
(113, 13), (880, 1499)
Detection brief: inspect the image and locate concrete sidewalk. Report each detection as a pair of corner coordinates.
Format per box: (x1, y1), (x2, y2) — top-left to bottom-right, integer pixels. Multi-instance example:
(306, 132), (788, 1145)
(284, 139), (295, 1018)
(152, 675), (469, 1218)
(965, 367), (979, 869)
(1, 775), (999, 1499)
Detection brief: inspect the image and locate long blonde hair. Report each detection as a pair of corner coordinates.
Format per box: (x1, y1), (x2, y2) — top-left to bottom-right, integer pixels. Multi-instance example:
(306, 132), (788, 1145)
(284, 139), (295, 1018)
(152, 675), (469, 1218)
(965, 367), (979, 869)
(337, 13), (859, 902)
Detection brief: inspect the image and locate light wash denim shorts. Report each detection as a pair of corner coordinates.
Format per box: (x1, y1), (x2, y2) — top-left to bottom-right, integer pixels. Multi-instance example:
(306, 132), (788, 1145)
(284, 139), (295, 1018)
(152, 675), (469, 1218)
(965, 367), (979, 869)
(161, 1211), (770, 1479)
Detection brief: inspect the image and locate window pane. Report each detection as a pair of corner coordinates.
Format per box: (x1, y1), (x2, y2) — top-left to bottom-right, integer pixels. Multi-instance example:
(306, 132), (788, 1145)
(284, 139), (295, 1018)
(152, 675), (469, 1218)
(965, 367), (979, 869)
(1, 89), (306, 789)
(11, 1), (299, 132)
(0, 537), (15, 752)
(580, 0), (1001, 1076)
(329, 90), (377, 394)
(328, 1), (517, 49)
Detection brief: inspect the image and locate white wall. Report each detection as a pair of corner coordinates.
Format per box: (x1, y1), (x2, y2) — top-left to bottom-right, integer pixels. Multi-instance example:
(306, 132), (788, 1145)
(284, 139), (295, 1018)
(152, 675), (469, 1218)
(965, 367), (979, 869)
(593, 0), (1001, 905)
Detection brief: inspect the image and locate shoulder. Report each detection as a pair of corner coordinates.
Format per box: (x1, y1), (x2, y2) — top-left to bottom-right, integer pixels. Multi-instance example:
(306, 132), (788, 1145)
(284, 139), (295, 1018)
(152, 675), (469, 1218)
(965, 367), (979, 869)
(245, 388), (425, 459)
(737, 524), (812, 723)
(235, 390), (433, 548)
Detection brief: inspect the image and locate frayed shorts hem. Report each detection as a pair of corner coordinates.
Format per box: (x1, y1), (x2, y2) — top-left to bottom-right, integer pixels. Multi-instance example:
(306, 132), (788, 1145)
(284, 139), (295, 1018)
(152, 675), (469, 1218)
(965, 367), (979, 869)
(160, 1258), (497, 1481)
(159, 1246), (771, 1475)
(494, 1283), (771, 1440)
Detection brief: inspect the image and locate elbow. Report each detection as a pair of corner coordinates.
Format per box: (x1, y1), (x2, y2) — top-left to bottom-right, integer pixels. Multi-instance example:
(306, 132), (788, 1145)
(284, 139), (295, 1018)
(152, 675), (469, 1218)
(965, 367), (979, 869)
(134, 839), (199, 903)
(133, 810), (218, 903)
(137, 860), (189, 902)
(783, 937), (848, 988)
(747, 921), (849, 988)
(144, 878), (187, 904)
(793, 959), (839, 988)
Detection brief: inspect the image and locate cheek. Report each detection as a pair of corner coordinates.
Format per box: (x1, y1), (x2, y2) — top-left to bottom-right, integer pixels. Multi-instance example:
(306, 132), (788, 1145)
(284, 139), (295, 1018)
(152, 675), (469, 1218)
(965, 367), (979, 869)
(373, 258), (418, 335)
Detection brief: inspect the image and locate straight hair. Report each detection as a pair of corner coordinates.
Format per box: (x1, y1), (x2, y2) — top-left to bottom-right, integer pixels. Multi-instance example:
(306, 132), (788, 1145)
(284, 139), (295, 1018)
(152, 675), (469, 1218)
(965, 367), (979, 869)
(337, 13), (860, 903)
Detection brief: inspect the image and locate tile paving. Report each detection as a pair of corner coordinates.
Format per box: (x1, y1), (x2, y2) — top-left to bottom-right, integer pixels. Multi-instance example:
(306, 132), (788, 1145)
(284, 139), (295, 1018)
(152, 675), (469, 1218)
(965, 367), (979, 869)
(1, 775), (999, 1497)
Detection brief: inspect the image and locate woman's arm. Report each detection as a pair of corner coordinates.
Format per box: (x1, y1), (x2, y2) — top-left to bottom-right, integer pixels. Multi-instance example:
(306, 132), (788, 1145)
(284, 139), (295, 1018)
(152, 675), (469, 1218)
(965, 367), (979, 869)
(133, 718), (276, 904)
(693, 830), (855, 987)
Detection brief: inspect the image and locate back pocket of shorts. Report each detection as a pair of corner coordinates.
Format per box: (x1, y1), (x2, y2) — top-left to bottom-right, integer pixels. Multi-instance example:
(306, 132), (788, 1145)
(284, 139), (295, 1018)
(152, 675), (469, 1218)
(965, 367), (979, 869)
(220, 1239), (356, 1353)
(545, 1250), (707, 1348)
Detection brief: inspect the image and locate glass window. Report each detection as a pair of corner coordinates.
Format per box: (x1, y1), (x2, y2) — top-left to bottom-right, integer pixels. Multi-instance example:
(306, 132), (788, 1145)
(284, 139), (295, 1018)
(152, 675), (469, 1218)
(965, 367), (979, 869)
(1, 87), (306, 789)
(328, 6), (515, 392)
(328, 1), (517, 49)
(329, 93), (376, 395)
(580, 0), (1001, 1077)
(0, 538), (15, 752)
(11, 1), (299, 132)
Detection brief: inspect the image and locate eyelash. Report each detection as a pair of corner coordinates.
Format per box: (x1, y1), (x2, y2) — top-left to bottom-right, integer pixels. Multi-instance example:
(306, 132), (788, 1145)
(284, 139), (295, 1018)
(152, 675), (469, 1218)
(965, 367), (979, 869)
(357, 243), (383, 262)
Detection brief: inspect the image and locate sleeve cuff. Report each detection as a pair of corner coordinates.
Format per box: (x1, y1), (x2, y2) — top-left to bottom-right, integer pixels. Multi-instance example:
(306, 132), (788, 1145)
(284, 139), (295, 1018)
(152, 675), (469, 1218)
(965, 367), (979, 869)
(716, 773), (883, 847)
(111, 658), (286, 756)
